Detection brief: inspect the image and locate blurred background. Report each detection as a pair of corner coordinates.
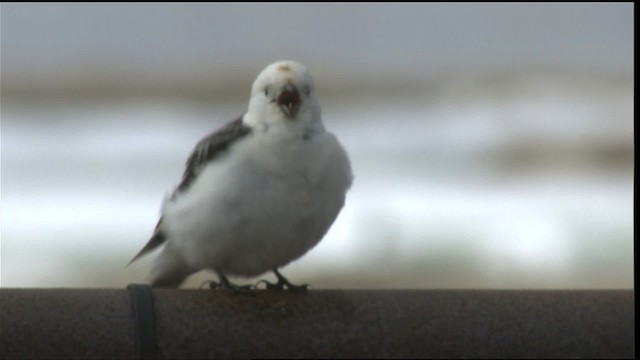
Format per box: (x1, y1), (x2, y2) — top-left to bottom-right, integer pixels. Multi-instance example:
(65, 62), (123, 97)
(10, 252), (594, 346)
(1, 3), (633, 289)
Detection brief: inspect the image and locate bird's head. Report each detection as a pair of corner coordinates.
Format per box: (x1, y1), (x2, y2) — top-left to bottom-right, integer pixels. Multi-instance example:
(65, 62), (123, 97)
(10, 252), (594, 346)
(246, 61), (321, 129)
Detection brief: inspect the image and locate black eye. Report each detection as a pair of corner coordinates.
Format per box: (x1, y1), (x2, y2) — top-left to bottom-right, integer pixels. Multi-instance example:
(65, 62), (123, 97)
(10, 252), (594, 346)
(304, 86), (311, 96)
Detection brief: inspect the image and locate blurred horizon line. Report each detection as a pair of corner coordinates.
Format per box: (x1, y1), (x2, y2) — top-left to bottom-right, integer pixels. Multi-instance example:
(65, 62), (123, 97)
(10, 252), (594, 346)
(1, 62), (632, 100)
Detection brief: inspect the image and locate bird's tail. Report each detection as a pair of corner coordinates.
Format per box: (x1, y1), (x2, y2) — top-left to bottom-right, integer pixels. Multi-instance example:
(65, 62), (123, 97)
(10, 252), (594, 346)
(127, 218), (167, 266)
(147, 245), (193, 288)
(127, 232), (166, 266)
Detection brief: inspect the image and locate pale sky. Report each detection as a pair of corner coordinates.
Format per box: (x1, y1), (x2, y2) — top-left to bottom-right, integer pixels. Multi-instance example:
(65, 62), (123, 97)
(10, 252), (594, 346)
(1, 3), (633, 75)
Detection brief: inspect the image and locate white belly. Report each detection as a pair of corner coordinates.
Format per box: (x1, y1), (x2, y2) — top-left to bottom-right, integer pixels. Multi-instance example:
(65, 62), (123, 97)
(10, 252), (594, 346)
(161, 130), (352, 277)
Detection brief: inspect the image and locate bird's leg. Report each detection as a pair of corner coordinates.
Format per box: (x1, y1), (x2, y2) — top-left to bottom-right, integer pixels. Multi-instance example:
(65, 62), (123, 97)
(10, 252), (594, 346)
(256, 268), (310, 292)
(202, 271), (255, 295)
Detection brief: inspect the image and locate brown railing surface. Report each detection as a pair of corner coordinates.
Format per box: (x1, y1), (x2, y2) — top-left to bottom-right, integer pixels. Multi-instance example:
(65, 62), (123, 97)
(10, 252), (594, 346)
(0, 288), (634, 359)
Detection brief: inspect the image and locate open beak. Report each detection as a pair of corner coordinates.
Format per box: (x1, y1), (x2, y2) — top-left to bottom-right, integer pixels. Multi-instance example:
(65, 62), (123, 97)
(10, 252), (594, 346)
(277, 84), (301, 118)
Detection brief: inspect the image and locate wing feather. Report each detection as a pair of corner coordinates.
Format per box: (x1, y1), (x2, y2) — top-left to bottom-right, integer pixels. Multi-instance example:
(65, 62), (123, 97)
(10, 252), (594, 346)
(173, 116), (252, 197)
(128, 116), (252, 265)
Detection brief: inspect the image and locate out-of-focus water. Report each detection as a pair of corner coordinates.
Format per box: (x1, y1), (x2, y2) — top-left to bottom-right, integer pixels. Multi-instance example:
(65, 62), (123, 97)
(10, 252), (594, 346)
(1, 74), (633, 289)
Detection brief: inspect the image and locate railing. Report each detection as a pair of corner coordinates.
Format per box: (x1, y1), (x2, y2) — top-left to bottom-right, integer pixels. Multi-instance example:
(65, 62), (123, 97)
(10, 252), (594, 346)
(0, 287), (634, 359)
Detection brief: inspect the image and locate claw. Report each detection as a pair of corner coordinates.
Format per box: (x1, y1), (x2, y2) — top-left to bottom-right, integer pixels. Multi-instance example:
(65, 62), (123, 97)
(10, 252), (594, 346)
(202, 273), (256, 295)
(226, 283), (256, 295)
(255, 269), (310, 292)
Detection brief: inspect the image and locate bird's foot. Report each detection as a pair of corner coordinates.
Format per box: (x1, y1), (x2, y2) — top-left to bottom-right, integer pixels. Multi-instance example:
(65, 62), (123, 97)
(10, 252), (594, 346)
(255, 269), (310, 293)
(201, 275), (256, 295)
(256, 279), (310, 292)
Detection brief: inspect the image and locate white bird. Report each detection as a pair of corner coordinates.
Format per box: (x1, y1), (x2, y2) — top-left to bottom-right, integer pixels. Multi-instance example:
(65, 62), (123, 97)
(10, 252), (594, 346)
(129, 60), (353, 292)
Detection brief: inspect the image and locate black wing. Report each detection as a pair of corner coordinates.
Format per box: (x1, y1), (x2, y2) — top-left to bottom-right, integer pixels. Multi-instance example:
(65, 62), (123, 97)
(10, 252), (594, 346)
(128, 116), (252, 265)
(173, 116), (252, 197)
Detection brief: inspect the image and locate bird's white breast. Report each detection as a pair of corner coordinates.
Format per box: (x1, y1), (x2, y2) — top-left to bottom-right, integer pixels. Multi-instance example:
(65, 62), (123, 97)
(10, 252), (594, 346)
(161, 124), (352, 277)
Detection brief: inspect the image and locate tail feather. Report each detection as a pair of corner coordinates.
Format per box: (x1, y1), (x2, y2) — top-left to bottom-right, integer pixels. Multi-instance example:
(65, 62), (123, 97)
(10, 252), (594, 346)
(128, 231), (167, 266)
(128, 218), (167, 266)
(148, 245), (193, 288)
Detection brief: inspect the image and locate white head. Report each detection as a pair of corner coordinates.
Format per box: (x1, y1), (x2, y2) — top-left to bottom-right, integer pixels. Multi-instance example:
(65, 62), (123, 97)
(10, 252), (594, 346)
(245, 61), (322, 131)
